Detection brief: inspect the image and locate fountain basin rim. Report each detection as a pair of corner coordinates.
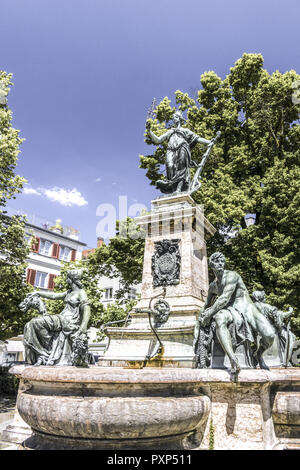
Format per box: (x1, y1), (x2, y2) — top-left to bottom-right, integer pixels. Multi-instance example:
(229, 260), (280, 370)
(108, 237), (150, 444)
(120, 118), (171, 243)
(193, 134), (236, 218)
(9, 365), (300, 386)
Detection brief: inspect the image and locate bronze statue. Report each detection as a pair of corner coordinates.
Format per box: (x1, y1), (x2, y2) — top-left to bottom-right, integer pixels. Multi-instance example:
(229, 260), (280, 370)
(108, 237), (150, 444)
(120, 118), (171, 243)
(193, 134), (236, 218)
(193, 252), (276, 373)
(22, 268), (90, 367)
(146, 110), (218, 195)
(252, 290), (296, 367)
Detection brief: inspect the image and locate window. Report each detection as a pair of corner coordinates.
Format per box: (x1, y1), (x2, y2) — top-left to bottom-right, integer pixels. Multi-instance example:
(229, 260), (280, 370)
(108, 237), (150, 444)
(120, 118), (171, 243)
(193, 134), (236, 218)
(104, 287), (113, 300)
(127, 288), (137, 300)
(34, 271), (47, 289)
(59, 246), (70, 261)
(39, 239), (52, 256)
(25, 233), (31, 245)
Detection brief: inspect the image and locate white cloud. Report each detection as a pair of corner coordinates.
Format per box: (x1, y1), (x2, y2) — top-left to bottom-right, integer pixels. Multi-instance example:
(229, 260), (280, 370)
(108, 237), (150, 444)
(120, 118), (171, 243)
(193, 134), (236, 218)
(23, 186), (42, 196)
(95, 177), (102, 183)
(43, 187), (88, 207)
(23, 184), (88, 207)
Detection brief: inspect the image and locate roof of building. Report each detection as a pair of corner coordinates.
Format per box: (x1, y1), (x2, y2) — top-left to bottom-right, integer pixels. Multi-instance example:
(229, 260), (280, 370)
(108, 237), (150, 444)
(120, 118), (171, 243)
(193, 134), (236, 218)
(26, 221), (87, 246)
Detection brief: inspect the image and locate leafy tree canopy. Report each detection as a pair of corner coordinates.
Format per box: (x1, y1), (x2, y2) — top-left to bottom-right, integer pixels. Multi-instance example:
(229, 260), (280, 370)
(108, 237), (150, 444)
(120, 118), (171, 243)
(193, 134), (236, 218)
(0, 72), (31, 340)
(140, 53), (300, 335)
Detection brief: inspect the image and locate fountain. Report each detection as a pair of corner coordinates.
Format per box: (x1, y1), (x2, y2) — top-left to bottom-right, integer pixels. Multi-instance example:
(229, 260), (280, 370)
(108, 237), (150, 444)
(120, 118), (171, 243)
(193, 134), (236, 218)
(4, 110), (300, 450)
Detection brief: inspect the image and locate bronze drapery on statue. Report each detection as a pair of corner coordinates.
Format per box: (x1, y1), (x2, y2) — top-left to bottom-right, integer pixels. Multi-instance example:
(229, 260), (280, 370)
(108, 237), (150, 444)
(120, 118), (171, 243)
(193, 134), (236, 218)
(146, 109), (220, 195)
(21, 268), (90, 367)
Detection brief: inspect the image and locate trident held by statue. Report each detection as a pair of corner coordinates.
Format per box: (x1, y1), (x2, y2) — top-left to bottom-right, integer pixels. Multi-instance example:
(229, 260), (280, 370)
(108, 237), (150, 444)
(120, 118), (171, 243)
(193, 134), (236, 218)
(189, 130), (221, 194)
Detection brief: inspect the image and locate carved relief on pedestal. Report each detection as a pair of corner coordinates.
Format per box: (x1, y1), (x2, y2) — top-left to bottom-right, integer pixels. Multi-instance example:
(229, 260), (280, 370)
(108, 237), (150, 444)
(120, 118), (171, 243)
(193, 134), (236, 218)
(151, 239), (181, 287)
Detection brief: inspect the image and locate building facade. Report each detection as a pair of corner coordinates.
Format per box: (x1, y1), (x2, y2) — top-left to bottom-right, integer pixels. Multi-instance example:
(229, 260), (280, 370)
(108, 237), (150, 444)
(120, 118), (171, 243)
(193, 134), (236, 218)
(24, 219), (86, 290)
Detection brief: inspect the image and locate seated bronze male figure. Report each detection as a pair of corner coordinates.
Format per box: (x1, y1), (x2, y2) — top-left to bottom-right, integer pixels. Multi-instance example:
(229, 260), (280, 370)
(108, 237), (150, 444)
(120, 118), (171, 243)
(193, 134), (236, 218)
(194, 252), (276, 373)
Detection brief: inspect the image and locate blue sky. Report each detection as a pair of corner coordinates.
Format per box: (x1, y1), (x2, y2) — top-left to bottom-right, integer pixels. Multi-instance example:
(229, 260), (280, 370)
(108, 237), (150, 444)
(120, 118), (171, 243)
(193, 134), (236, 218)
(2, 0), (299, 247)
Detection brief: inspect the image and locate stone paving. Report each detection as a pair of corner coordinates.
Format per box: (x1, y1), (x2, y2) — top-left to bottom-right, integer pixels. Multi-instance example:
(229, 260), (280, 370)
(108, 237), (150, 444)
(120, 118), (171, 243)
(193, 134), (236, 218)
(0, 395), (17, 450)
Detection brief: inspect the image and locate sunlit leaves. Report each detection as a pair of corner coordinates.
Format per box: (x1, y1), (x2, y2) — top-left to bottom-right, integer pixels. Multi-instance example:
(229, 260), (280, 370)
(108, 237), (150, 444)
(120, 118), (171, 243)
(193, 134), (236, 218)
(139, 53), (300, 336)
(0, 72), (30, 340)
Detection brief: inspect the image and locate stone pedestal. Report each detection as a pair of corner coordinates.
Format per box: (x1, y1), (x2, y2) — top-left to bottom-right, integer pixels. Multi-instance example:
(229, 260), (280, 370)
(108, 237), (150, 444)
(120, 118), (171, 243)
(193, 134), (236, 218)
(197, 368), (300, 450)
(99, 194), (215, 368)
(10, 365), (300, 450)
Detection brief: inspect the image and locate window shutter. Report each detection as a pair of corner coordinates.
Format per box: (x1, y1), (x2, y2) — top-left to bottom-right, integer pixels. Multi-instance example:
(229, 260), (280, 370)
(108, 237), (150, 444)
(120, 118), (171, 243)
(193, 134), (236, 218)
(31, 237), (40, 253)
(48, 274), (57, 290)
(26, 269), (36, 286)
(71, 249), (76, 262)
(51, 243), (60, 259)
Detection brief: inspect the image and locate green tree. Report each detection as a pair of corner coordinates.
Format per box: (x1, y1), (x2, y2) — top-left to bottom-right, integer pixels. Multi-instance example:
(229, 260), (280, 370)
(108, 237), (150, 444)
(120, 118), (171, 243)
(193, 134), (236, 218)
(0, 72), (31, 340)
(140, 53), (300, 336)
(88, 218), (145, 294)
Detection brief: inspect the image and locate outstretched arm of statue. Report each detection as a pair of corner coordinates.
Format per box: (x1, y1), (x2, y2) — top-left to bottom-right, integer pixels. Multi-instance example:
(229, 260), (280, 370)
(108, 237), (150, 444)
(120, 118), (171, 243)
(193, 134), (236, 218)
(149, 129), (171, 144)
(146, 122), (171, 144)
(280, 307), (293, 322)
(197, 135), (211, 145)
(34, 291), (67, 300)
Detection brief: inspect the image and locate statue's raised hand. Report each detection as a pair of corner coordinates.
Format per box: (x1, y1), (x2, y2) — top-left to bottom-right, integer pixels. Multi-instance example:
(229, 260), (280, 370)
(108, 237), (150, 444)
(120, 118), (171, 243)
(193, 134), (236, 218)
(285, 307), (294, 320)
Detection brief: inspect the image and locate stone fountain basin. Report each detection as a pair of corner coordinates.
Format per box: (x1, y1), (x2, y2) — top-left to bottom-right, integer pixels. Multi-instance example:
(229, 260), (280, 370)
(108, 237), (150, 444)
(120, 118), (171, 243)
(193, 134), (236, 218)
(16, 366), (210, 448)
(8, 366), (300, 450)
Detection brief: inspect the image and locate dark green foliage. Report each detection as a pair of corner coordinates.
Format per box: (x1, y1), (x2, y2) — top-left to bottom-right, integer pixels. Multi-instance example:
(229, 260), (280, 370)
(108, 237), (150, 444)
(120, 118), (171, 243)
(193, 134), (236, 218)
(0, 366), (19, 396)
(140, 54), (300, 337)
(88, 218), (145, 291)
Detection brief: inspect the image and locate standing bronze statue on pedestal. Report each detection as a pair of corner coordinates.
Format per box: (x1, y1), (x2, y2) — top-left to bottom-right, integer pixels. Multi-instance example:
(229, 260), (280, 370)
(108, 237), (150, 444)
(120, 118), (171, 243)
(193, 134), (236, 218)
(146, 110), (219, 195)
